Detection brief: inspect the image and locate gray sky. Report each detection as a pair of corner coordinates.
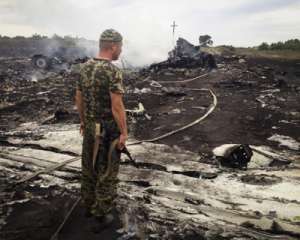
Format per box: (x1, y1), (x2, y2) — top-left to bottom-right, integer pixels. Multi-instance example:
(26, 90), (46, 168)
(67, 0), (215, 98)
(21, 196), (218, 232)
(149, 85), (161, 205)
(1, 0), (300, 65)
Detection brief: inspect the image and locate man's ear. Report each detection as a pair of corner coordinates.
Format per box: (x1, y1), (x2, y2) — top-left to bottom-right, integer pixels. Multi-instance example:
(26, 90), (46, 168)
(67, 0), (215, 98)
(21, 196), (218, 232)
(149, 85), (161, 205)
(111, 44), (117, 52)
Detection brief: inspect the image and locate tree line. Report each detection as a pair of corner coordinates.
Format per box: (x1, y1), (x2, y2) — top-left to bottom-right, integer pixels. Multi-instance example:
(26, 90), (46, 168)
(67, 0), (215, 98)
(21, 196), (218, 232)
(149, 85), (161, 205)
(0, 34), (96, 58)
(0, 34), (86, 41)
(0, 34), (90, 47)
(258, 39), (300, 51)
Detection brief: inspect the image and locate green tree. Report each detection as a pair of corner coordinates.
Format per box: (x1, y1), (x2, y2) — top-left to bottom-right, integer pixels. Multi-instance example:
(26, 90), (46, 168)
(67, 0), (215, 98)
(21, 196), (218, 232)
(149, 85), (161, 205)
(259, 39), (300, 50)
(13, 36), (25, 40)
(63, 35), (76, 47)
(52, 34), (63, 40)
(258, 42), (269, 50)
(284, 39), (300, 50)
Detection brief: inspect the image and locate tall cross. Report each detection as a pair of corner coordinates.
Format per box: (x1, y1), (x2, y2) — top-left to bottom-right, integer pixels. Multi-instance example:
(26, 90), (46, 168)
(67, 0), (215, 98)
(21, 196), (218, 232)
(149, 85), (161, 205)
(171, 21), (178, 35)
(170, 21), (178, 46)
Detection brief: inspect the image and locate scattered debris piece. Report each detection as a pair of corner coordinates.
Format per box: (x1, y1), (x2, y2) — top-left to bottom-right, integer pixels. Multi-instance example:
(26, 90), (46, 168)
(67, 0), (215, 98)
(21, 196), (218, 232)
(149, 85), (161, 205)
(241, 174), (282, 185)
(268, 134), (300, 151)
(213, 144), (253, 169)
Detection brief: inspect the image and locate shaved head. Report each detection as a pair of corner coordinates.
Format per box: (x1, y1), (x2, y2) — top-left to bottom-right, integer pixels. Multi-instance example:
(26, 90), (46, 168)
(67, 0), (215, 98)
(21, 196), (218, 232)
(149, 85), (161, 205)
(99, 40), (115, 51)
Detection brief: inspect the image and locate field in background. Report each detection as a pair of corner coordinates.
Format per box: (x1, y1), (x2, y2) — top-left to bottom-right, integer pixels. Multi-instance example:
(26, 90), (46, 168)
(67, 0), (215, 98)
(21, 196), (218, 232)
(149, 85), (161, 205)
(204, 46), (300, 60)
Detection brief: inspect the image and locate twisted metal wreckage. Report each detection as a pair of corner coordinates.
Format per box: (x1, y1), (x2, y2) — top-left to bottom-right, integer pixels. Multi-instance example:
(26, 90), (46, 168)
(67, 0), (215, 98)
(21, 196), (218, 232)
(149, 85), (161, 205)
(149, 38), (217, 71)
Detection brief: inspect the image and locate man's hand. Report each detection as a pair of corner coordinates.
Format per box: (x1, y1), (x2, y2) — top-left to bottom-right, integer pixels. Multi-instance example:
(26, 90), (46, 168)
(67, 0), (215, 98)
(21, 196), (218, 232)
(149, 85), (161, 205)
(118, 133), (128, 150)
(79, 122), (84, 136)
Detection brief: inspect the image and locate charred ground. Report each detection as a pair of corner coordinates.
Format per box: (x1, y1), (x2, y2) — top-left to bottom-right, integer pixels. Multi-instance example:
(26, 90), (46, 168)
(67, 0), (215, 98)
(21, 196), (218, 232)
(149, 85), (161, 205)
(0, 44), (300, 240)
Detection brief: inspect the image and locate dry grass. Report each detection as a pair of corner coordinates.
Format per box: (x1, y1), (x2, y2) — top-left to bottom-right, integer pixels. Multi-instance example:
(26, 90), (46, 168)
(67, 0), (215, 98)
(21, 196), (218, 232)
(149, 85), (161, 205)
(202, 46), (300, 60)
(235, 48), (300, 60)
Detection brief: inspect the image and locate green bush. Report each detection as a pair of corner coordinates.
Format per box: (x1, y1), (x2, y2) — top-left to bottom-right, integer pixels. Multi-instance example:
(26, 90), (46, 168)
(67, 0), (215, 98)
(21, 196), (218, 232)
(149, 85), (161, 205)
(258, 39), (300, 51)
(258, 42), (269, 50)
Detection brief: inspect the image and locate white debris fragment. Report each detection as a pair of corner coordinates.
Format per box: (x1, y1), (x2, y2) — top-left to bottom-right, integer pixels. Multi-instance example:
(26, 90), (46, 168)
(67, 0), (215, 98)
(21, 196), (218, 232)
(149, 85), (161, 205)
(31, 75), (38, 82)
(261, 89), (280, 93)
(171, 108), (181, 114)
(126, 102), (145, 114)
(141, 88), (151, 93)
(268, 134), (300, 151)
(212, 144), (286, 168)
(213, 144), (238, 157)
(290, 111), (300, 117)
(145, 113), (152, 120)
(36, 90), (52, 96)
(16, 122), (39, 131)
(279, 120), (298, 125)
(150, 80), (162, 88)
(256, 89), (281, 108)
(133, 88), (151, 94)
(279, 120), (290, 124)
(5, 199), (30, 205)
(26, 129), (83, 154)
(256, 97), (266, 108)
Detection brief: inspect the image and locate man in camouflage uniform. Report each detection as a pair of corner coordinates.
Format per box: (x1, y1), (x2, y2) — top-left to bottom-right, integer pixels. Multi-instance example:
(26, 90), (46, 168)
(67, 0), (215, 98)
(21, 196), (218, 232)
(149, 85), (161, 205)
(75, 29), (128, 231)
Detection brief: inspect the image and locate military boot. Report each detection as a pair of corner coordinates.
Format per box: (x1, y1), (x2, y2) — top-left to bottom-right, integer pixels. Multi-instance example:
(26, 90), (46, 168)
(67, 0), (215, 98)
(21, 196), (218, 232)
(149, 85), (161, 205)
(90, 213), (114, 233)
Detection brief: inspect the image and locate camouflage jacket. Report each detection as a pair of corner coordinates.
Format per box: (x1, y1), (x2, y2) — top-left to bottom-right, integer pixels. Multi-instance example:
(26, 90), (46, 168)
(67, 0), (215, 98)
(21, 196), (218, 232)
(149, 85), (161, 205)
(76, 58), (124, 124)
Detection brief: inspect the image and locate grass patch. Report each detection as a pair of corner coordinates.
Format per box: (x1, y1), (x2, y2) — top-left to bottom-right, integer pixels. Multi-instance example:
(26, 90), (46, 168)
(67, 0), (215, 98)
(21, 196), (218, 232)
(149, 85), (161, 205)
(202, 46), (300, 60)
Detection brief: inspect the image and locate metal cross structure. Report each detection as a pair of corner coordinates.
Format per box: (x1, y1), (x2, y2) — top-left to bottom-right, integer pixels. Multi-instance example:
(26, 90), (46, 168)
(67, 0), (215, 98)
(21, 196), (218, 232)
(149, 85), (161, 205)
(171, 21), (178, 35)
(170, 21), (178, 46)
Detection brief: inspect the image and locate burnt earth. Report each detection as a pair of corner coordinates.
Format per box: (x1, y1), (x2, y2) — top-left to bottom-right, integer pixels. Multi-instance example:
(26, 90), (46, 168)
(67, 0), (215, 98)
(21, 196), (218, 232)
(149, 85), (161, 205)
(1, 54), (300, 240)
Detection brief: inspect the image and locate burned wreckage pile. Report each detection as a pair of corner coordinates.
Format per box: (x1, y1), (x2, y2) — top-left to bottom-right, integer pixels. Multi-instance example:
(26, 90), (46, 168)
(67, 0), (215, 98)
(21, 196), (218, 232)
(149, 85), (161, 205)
(149, 37), (217, 71)
(1, 38), (300, 240)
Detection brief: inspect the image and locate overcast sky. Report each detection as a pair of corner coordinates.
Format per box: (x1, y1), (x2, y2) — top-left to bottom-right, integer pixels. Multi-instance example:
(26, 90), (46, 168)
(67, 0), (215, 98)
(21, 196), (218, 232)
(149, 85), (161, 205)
(0, 0), (300, 65)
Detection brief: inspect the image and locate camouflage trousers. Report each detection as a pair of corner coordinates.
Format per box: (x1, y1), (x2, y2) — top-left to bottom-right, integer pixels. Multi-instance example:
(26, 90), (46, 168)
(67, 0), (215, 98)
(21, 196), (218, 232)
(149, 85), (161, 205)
(81, 121), (121, 217)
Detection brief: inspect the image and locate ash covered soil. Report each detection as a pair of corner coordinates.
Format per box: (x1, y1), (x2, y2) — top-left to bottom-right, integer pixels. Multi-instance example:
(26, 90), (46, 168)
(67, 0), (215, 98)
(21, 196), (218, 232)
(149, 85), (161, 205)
(132, 57), (300, 152)
(0, 54), (300, 240)
(1, 56), (299, 152)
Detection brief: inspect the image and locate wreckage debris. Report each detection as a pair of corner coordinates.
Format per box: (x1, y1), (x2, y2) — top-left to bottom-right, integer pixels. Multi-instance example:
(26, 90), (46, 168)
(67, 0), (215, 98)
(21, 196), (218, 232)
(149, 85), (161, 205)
(268, 134), (300, 151)
(149, 37), (217, 71)
(241, 174), (282, 185)
(161, 87), (187, 96)
(213, 144), (253, 169)
(31, 53), (89, 71)
(1, 41), (300, 239)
